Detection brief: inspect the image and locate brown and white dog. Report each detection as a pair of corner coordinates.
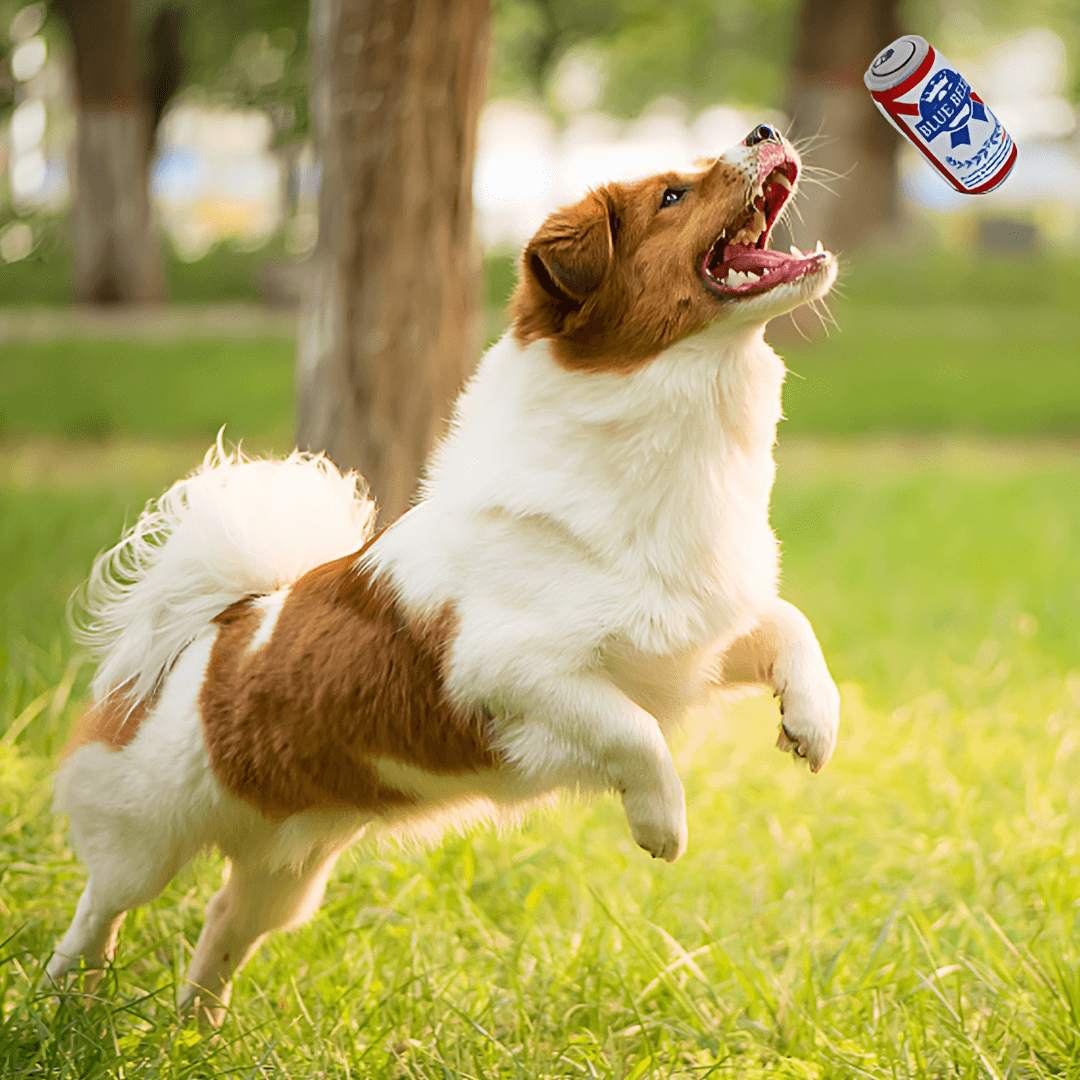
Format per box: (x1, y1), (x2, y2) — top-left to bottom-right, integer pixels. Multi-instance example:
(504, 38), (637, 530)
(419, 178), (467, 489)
(47, 124), (840, 1022)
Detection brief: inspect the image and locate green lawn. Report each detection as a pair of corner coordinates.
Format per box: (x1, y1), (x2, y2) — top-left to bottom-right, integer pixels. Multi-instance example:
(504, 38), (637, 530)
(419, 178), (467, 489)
(781, 304), (1080, 436)
(2, 252), (1078, 443)
(3, 312), (1078, 446)
(769, 251), (1080, 437)
(0, 339), (295, 446)
(2, 435), (1079, 1077)
(2, 251), (1079, 1076)
(774, 439), (1080, 704)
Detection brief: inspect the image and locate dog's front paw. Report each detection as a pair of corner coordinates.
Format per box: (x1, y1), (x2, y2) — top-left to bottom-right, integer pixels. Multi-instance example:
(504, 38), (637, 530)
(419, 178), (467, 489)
(776, 673), (840, 773)
(621, 775), (688, 862)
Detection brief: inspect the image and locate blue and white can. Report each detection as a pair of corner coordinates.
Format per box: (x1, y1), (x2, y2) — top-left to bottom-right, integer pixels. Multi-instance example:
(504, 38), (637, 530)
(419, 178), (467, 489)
(864, 35), (1017, 194)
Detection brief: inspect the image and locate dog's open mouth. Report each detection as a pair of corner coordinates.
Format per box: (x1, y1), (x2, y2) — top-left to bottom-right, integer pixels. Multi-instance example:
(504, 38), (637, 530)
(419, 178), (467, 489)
(701, 158), (827, 298)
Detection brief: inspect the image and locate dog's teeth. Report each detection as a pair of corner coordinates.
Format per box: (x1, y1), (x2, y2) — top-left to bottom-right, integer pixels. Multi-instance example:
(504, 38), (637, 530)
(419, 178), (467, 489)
(814, 239), (825, 254)
(775, 173), (793, 191)
(723, 270), (760, 288)
(752, 209), (766, 234)
(789, 244), (803, 257)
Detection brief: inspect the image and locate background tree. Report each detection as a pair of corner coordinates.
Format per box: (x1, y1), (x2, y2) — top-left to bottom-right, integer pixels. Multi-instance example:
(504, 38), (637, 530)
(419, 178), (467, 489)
(296, 0), (490, 522)
(25, 0), (309, 304)
(785, 0), (903, 253)
(53, 0), (168, 302)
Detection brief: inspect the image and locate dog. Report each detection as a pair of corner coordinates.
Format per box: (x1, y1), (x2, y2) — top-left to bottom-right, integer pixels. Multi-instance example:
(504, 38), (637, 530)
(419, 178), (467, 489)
(46, 124), (840, 1023)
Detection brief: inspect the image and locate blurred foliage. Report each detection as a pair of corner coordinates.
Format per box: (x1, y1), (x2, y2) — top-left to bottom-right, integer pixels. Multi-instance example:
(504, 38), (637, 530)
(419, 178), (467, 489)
(2, 0), (1078, 305)
(484, 251), (518, 310)
(150, 0), (310, 145)
(489, 0), (797, 116)
(491, 0), (1080, 116)
(0, 1), (309, 143)
(775, 252), (1080, 438)
(1, 0), (1077, 134)
(835, 247), (1080, 308)
(0, 1), (63, 120)
(912, 0), (1080, 100)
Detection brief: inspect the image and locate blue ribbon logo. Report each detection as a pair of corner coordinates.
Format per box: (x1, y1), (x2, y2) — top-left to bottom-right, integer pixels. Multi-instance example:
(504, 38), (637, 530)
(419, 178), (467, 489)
(916, 68), (988, 148)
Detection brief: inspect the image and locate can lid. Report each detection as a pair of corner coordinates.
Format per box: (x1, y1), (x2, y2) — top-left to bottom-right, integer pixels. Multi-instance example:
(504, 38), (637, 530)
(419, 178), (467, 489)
(864, 35), (930, 92)
(870, 38), (916, 77)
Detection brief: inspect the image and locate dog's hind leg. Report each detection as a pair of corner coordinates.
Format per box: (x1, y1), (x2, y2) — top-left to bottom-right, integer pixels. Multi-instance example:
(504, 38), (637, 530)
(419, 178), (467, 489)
(180, 853), (338, 1027)
(45, 887), (128, 992)
(44, 833), (187, 993)
(46, 694), (206, 994)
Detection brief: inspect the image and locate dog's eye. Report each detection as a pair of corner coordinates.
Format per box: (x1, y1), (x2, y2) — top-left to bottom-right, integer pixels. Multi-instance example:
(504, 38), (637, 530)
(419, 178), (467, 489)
(660, 187), (687, 209)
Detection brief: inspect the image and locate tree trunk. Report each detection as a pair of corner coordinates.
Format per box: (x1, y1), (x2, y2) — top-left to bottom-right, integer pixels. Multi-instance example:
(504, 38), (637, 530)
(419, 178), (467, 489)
(297, 0), (489, 523)
(146, 5), (185, 140)
(58, 0), (164, 304)
(785, 0), (903, 253)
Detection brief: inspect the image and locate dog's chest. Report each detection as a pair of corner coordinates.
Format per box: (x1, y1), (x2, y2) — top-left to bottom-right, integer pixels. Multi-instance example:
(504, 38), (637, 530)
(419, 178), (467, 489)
(599, 452), (779, 720)
(615, 449), (778, 641)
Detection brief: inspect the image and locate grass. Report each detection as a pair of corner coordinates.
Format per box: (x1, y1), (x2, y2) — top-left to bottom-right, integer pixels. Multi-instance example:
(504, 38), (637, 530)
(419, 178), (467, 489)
(773, 439), (1080, 704)
(4, 678), (1079, 1078)
(1, 249), (1079, 1075)
(779, 304), (1080, 436)
(0, 338), (295, 446)
(2, 436), (1079, 1077)
(4, 315), (1079, 447)
(769, 250), (1080, 437)
(1, 251), (1078, 443)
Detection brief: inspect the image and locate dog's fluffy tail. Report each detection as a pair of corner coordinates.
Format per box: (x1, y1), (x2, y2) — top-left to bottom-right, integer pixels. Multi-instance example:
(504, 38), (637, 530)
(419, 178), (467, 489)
(73, 433), (377, 704)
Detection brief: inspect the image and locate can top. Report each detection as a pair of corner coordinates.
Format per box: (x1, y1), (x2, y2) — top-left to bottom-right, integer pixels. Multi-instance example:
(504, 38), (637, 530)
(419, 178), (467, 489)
(864, 35), (930, 92)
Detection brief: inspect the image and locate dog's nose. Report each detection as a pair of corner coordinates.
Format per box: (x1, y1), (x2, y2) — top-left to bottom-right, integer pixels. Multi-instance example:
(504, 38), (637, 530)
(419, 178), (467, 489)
(744, 124), (783, 147)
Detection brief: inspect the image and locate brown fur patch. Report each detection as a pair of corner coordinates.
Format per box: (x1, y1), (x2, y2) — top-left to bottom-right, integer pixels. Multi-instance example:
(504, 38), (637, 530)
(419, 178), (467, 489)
(61, 680), (157, 759)
(510, 160), (755, 372)
(199, 549), (498, 819)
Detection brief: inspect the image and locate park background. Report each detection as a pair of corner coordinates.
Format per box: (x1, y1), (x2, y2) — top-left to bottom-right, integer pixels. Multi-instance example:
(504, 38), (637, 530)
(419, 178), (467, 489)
(2, 0), (1080, 1076)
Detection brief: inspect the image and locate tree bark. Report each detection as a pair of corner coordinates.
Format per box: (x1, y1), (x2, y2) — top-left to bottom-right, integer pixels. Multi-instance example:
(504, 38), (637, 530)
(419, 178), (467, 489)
(785, 0), (903, 253)
(297, 0), (489, 523)
(146, 5), (185, 141)
(57, 0), (164, 304)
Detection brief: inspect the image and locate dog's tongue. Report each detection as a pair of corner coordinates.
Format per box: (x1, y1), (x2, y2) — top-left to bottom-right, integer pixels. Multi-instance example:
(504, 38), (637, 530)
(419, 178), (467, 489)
(719, 243), (793, 272)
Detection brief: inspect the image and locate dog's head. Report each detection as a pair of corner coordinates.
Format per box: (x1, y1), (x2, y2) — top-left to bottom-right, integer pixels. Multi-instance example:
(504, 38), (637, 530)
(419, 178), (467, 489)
(511, 125), (837, 372)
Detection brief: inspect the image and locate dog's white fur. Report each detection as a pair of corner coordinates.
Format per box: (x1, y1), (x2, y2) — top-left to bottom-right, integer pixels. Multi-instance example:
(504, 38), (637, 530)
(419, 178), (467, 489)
(74, 439), (377, 706)
(47, 134), (841, 1021)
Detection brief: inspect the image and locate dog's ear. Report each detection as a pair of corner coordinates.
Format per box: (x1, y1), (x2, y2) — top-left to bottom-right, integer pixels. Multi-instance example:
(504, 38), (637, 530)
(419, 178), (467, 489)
(522, 189), (616, 306)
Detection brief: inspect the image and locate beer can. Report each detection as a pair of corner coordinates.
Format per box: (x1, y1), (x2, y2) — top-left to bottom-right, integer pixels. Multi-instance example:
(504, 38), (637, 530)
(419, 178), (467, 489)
(864, 35), (1017, 194)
